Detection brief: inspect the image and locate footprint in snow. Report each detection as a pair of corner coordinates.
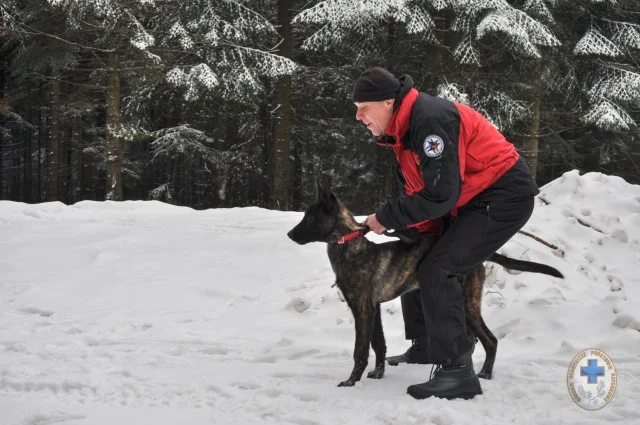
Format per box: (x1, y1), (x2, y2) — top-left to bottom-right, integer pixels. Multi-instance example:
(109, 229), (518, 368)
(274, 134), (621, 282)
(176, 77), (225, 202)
(528, 287), (567, 306)
(271, 371), (333, 381)
(22, 209), (45, 219)
(19, 307), (53, 317)
(277, 338), (294, 347)
(287, 349), (321, 361)
(290, 420), (322, 425)
(583, 252), (596, 263)
(206, 384), (233, 398)
(271, 372), (294, 379)
(201, 346), (229, 355)
(231, 381), (261, 390)
(251, 355), (278, 364)
(611, 229), (629, 243)
(228, 294), (260, 306)
(262, 389), (283, 398)
(492, 318), (521, 340)
(21, 412), (86, 425)
(292, 393), (319, 402)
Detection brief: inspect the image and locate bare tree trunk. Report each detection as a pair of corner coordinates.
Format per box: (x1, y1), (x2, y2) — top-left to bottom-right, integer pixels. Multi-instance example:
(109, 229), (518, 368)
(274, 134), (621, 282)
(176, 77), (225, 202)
(81, 122), (95, 201)
(0, 65), (4, 199)
(379, 21), (398, 205)
(524, 72), (541, 179)
(67, 125), (78, 203)
(12, 157), (18, 198)
(272, 0), (293, 210)
(171, 154), (179, 205)
(525, 90), (540, 179)
(17, 153), (22, 201)
(382, 155), (396, 203)
(0, 122), (3, 200)
(24, 104), (32, 202)
(291, 140), (302, 210)
(46, 75), (61, 202)
(304, 134), (315, 204)
(260, 98), (273, 208)
(442, 9), (461, 85)
(225, 115), (239, 206)
(37, 82), (44, 202)
(105, 37), (123, 201)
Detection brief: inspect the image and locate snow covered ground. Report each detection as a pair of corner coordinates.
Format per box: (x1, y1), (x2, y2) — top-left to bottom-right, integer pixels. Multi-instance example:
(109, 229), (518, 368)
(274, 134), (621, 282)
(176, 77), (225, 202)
(1, 170), (640, 425)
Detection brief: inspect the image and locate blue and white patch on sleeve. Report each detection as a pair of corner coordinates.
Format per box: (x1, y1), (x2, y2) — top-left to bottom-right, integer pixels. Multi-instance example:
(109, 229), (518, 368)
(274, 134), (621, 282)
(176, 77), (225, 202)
(423, 135), (444, 158)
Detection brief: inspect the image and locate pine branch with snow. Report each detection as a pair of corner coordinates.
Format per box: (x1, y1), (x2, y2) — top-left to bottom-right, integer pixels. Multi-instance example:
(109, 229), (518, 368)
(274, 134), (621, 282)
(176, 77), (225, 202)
(156, 0), (297, 102)
(453, 35), (481, 65)
(451, 0), (560, 63)
(151, 125), (226, 165)
(522, 0), (555, 22)
(583, 98), (636, 131)
(587, 65), (640, 106)
(0, 0), (18, 36)
(610, 21), (640, 50)
(46, 0), (157, 54)
(473, 90), (531, 132)
(437, 83), (470, 104)
(293, 1), (439, 50)
(574, 13), (640, 131)
(574, 28), (622, 57)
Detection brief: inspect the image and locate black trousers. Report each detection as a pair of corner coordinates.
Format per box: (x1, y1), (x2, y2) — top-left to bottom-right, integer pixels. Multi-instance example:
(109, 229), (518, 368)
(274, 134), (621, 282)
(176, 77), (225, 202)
(401, 194), (535, 364)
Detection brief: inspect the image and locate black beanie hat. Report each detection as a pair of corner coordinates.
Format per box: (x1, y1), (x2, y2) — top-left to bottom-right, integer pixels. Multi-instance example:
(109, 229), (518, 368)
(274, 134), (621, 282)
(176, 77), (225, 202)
(352, 67), (400, 103)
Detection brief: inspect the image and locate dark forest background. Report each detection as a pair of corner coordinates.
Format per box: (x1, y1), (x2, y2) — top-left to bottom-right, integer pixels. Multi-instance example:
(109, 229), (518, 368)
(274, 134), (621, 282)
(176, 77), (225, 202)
(1, 1), (639, 215)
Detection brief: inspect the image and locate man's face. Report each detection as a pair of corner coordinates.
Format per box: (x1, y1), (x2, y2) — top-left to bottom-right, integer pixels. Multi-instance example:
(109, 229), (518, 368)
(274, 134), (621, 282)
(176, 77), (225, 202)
(354, 99), (394, 136)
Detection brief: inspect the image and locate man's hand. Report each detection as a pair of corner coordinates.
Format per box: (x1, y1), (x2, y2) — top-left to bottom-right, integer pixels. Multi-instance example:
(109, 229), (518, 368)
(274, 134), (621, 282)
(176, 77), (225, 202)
(363, 214), (387, 235)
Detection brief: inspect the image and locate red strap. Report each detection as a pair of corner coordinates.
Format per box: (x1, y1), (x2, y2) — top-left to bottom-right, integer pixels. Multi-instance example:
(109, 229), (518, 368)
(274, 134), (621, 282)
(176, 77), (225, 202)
(337, 228), (366, 244)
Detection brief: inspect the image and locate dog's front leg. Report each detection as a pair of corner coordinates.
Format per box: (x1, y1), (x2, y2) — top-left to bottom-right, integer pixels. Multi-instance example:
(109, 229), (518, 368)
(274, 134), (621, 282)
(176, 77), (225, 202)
(338, 303), (375, 387)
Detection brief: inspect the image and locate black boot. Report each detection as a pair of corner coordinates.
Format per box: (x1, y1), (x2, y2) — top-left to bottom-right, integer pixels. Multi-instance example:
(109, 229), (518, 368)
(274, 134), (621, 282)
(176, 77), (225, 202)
(386, 336), (429, 366)
(406, 347), (482, 400)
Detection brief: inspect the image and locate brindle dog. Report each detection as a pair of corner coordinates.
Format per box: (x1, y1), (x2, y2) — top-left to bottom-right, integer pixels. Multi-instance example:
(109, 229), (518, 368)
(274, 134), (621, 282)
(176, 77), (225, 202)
(287, 178), (564, 387)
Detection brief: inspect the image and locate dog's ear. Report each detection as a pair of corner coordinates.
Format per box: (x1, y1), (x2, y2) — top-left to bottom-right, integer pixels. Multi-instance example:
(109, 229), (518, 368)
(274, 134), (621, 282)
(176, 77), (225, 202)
(315, 176), (337, 205)
(315, 178), (324, 200)
(315, 176), (329, 198)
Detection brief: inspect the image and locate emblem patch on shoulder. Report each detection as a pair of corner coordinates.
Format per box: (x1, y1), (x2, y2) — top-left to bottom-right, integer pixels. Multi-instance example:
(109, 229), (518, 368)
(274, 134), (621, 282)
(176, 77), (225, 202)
(423, 135), (444, 158)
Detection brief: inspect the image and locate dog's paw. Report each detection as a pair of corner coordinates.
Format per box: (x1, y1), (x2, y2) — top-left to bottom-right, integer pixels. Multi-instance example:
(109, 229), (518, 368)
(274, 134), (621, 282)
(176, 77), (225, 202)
(337, 379), (356, 387)
(477, 370), (492, 380)
(367, 368), (384, 379)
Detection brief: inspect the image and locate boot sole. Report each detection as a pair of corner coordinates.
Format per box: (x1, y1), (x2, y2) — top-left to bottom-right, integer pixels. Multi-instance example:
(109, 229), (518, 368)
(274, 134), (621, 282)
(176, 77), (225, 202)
(407, 377), (483, 401)
(408, 389), (482, 400)
(387, 359), (430, 366)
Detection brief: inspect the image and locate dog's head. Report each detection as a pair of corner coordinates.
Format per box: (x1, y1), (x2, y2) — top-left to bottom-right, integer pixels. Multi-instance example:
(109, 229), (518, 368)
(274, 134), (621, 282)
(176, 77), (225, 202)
(287, 178), (344, 245)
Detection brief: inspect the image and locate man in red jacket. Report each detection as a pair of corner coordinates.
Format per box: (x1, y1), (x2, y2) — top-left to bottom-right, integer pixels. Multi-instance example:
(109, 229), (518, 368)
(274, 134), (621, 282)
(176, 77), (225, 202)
(353, 67), (540, 400)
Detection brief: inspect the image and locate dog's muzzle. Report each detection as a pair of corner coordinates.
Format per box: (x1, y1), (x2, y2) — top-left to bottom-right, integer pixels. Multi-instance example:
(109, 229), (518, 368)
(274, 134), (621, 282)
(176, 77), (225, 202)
(287, 228), (310, 245)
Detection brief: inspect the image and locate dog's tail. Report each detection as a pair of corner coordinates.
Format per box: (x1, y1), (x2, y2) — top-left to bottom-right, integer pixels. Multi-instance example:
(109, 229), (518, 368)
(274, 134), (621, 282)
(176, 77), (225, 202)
(488, 253), (564, 278)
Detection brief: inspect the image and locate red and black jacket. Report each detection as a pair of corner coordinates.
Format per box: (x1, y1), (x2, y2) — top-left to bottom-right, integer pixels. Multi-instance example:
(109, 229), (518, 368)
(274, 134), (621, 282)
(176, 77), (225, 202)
(375, 75), (532, 235)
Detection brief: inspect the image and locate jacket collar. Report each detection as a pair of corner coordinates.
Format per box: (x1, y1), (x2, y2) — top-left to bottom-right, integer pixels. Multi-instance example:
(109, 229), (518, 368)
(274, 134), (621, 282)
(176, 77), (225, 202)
(376, 74), (418, 146)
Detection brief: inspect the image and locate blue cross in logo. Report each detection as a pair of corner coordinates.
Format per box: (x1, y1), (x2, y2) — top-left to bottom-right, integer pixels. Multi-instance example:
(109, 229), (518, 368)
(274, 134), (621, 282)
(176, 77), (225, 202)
(580, 359), (605, 384)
